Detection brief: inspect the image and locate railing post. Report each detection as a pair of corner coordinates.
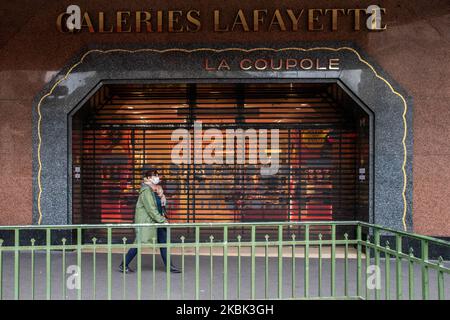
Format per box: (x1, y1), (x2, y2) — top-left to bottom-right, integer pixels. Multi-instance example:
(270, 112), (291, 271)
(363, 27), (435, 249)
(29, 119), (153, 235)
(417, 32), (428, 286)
(408, 248), (415, 300)
(166, 226), (171, 300)
(223, 225), (228, 300)
(278, 225), (283, 299)
(137, 227), (142, 300)
(195, 226), (200, 300)
(122, 237), (127, 300)
(92, 237), (97, 300)
(152, 237), (156, 298)
(421, 239), (429, 300)
(291, 233), (296, 299)
(318, 233), (323, 298)
(356, 225), (362, 297)
(76, 228), (82, 300)
(14, 229), (20, 300)
(251, 225), (256, 300)
(45, 229), (52, 300)
(136, 228), (142, 300)
(395, 235), (403, 300)
(30, 239), (35, 300)
(61, 238), (66, 300)
(365, 236), (371, 300)
(304, 225), (310, 298)
(374, 229), (381, 300)
(209, 235), (214, 300)
(330, 224), (336, 297)
(237, 235), (241, 300)
(385, 241), (391, 300)
(180, 236), (185, 300)
(107, 227), (112, 300)
(437, 257), (445, 300)
(0, 239), (3, 300)
(344, 233), (349, 298)
(264, 234), (269, 299)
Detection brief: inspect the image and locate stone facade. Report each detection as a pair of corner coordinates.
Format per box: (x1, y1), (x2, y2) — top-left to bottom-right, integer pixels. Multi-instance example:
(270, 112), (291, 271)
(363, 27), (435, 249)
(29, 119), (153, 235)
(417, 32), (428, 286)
(0, 0), (449, 236)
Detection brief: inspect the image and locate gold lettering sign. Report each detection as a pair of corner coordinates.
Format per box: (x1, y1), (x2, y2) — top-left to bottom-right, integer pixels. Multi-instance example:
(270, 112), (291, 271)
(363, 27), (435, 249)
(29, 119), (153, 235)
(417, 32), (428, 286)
(57, 7), (387, 33)
(204, 57), (341, 72)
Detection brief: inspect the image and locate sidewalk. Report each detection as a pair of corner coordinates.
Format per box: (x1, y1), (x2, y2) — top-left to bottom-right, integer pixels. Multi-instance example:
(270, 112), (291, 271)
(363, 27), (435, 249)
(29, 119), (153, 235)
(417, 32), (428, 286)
(0, 251), (447, 300)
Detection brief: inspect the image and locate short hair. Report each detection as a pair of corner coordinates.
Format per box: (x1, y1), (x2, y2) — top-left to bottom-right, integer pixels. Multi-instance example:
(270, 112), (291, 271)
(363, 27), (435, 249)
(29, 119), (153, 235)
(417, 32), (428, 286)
(144, 169), (158, 178)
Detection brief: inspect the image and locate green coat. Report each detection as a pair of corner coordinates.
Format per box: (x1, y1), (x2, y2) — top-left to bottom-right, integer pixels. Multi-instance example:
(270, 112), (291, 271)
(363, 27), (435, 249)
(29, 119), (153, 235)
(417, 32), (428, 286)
(134, 184), (167, 244)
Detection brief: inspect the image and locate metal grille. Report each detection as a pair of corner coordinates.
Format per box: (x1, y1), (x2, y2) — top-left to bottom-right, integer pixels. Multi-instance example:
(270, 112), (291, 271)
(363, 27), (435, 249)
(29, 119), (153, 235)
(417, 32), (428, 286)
(72, 83), (369, 240)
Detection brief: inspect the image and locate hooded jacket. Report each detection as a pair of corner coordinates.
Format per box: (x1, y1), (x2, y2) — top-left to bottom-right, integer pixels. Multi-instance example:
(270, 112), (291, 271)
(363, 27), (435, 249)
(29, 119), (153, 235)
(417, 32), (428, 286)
(134, 183), (167, 244)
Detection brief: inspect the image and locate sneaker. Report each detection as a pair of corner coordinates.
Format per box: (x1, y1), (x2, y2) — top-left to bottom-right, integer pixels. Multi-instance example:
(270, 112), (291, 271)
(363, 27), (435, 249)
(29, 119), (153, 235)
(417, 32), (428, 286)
(170, 266), (181, 273)
(118, 264), (134, 274)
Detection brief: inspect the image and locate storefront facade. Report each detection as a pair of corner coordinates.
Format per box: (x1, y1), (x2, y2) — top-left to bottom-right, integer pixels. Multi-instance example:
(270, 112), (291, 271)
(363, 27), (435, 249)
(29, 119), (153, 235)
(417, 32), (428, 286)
(0, 1), (449, 239)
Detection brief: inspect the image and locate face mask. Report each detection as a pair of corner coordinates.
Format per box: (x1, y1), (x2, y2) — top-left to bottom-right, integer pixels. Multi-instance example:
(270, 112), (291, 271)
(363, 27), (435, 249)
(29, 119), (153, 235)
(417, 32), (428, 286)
(150, 176), (160, 185)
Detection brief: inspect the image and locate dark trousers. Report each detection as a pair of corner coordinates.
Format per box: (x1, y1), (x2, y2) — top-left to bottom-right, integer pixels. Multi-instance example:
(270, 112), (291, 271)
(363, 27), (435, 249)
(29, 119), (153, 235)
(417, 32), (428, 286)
(123, 227), (172, 267)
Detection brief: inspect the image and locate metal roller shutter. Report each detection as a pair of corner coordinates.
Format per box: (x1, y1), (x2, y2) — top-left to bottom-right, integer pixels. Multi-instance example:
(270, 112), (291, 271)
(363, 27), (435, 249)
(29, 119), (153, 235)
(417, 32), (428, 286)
(72, 83), (369, 241)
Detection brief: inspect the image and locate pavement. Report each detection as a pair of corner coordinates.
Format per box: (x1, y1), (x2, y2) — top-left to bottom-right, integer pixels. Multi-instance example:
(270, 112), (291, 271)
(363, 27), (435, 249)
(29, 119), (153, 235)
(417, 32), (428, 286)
(0, 250), (448, 300)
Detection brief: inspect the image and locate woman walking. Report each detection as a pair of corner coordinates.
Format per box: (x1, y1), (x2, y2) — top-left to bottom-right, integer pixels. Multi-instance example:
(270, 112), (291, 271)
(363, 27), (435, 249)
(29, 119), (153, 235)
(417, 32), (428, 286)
(119, 169), (181, 273)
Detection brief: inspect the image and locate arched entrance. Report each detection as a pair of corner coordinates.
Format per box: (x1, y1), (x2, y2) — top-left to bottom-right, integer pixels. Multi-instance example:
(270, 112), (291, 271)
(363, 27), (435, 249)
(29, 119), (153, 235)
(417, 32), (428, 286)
(71, 82), (370, 240)
(32, 46), (412, 236)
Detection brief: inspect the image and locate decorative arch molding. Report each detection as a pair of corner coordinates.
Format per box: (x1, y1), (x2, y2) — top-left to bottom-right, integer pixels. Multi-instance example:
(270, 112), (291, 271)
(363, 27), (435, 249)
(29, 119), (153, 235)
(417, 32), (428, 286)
(32, 43), (413, 231)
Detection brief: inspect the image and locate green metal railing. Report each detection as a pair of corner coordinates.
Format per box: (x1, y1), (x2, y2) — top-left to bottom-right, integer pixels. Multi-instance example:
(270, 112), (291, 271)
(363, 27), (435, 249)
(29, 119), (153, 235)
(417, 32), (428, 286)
(0, 221), (448, 300)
